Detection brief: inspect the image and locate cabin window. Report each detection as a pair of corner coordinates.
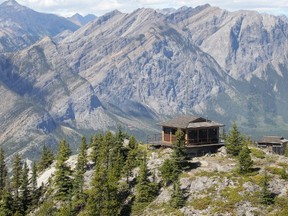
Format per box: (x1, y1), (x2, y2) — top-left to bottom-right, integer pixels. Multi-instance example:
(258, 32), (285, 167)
(171, 128), (177, 135)
(199, 129), (207, 143)
(163, 127), (170, 134)
(208, 128), (218, 143)
(188, 130), (197, 144)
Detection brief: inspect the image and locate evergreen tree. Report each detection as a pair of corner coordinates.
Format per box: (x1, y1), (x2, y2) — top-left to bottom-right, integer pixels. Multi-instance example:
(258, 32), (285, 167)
(31, 162), (38, 207)
(159, 159), (177, 186)
(54, 140), (72, 200)
(0, 149), (7, 195)
(170, 178), (185, 208)
(135, 153), (158, 203)
(0, 184), (13, 216)
(128, 136), (137, 150)
(73, 137), (88, 196)
(89, 134), (103, 164)
(12, 154), (23, 213)
(38, 145), (54, 172)
(72, 137), (88, 213)
(238, 142), (253, 174)
(21, 162), (30, 214)
(171, 129), (186, 176)
(87, 132), (114, 215)
(225, 122), (244, 156)
(261, 171), (274, 205)
(122, 135), (139, 188)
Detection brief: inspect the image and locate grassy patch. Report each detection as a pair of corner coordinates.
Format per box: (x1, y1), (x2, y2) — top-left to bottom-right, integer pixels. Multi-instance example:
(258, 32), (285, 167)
(146, 203), (184, 216)
(190, 196), (213, 210)
(250, 148), (266, 159)
(265, 166), (283, 176)
(277, 162), (288, 169)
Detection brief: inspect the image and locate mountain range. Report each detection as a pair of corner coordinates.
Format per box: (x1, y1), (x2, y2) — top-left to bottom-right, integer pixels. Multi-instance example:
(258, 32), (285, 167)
(0, 0), (288, 160)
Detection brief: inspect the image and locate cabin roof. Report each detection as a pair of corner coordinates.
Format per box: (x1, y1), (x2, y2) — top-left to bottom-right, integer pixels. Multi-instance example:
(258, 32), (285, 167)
(159, 115), (224, 129)
(258, 136), (288, 144)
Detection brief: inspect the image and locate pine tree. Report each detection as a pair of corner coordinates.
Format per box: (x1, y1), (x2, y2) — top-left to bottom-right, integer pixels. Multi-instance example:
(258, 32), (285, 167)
(72, 137), (88, 213)
(21, 162), (30, 214)
(89, 134), (103, 164)
(128, 136), (137, 150)
(0, 149), (7, 195)
(123, 141), (138, 187)
(11, 154), (23, 214)
(87, 132), (112, 215)
(54, 140), (72, 200)
(159, 159), (177, 186)
(170, 178), (185, 208)
(135, 153), (158, 203)
(261, 171), (274, 205)
(171, 129), (186, 176)
(38, 145), (54, 172)
(0, 180), (13, 216)
(225, 122), (244, 156)
(238, 142), (253, 174)
(31, 162), (38, 207)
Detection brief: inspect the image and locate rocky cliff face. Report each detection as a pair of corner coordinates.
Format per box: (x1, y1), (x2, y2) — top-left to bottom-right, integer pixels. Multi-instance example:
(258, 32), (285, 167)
(1, 1), (288, 160)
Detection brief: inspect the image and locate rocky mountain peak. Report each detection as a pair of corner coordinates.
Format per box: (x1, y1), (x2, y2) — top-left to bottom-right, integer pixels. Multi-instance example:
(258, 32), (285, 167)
(1, 0), (27, 11)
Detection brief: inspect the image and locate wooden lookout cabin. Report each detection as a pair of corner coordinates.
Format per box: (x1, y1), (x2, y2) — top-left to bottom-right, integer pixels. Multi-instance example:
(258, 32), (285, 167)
(148, 115), (225, 156)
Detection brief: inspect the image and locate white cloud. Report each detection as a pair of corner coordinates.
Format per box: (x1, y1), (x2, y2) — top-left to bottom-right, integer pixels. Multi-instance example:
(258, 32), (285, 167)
(1, 0), (287, 17)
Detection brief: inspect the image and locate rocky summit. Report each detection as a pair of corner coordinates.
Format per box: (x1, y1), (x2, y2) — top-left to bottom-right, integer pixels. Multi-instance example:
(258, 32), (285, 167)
(0, 0), (288, 160)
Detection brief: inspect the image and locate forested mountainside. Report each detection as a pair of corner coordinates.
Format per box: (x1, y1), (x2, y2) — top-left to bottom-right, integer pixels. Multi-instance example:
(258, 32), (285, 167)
(1, 127), (288, 215)
(0, 0), (288, 160)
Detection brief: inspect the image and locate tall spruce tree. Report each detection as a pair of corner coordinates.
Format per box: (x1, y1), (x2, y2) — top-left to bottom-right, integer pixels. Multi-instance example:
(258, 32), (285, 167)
(0, 185), (13, 216)
(135, 153), (158, 204)
(31, 162), (38, 207)
(11, 153), (23, 214)
(225, 122), (244, 156)
(123, 136), (138, 187)
(21, 162), (30, 214)
(89, 134), (103, 164)
(87, 132), (114, 215)
(72, 136), (88, 212)
(38, 145), (54, 172)
(171, 129), (186, 176)
(54, 140), (72, 200)
(0, 149), (7, 195)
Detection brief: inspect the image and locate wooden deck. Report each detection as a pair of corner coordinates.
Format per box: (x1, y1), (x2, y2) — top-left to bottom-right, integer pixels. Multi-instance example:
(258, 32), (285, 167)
(149, 142), (225, 148)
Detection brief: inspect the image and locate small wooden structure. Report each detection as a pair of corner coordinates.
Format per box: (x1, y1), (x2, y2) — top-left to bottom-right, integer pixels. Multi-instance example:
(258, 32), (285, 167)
(257, 136), (288, 155)
(159, 115), (224, 146)
(147, 115), (225, 155)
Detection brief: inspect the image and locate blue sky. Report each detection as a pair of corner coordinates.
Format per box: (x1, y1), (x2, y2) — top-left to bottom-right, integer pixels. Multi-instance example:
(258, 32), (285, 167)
(4, 0), (288, 17)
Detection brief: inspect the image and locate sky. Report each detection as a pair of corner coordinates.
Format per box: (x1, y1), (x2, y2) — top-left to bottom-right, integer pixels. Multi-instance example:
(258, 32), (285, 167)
(4, 0), (288, 17)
